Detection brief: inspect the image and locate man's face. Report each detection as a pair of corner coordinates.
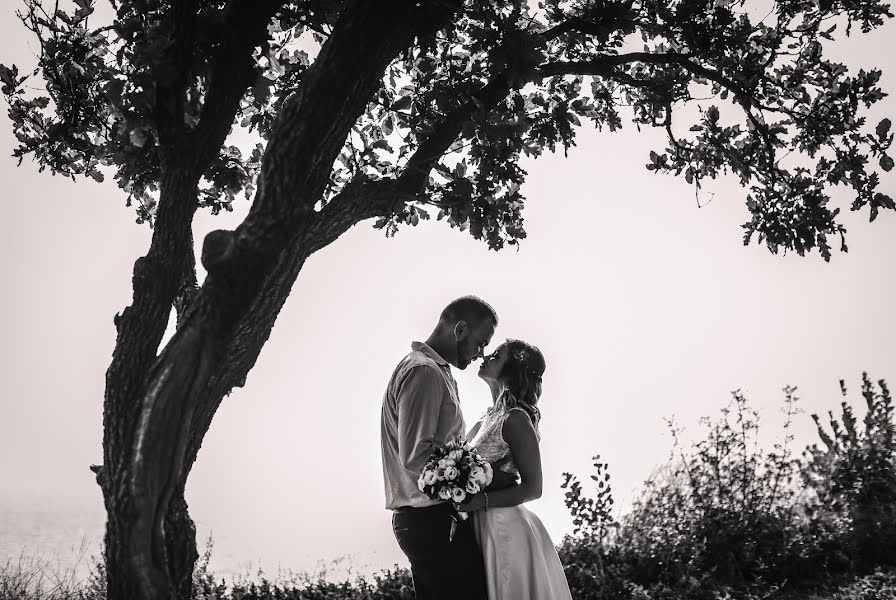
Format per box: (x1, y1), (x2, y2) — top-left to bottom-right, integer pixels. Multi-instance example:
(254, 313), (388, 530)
(454, 318), (496, 369)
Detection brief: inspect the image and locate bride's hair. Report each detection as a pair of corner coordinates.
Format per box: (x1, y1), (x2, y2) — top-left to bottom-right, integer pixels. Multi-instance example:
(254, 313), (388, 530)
(495, 339), (546, 429)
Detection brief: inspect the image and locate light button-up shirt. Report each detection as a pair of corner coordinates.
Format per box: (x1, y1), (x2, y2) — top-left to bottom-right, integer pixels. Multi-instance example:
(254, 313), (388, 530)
(381, 342), (466, 509)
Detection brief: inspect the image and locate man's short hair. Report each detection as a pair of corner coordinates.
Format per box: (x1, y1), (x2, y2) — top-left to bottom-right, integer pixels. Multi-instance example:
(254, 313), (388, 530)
(440, 295), (498, 327)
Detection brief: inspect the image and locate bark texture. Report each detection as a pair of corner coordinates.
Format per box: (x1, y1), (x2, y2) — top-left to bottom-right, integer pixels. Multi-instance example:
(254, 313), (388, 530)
(99, 2), (461, 599)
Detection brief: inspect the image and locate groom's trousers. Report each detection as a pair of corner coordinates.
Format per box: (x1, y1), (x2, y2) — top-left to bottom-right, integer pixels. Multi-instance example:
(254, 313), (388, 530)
(392, 502), (488, 600)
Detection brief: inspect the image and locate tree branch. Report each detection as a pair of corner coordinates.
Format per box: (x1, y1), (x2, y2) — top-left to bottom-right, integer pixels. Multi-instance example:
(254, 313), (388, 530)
(191, 0), (284, 165)
(537, 51), (692, 78)
(228, 1), (461, 248)
(400, 77), (513, 191)
(542, 15), (628, 42)
(153, 0), (200, 144)
(539, 52), (780, 167)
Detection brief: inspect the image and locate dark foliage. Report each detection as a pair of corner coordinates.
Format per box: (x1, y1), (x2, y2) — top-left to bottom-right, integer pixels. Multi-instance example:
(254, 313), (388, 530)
(2, 0), (893, 256)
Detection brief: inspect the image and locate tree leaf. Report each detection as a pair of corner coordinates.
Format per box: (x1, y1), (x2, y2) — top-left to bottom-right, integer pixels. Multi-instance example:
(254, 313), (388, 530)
(0, 63), (16, 87)
(253, 76), (273, 105)
(390, 95), (413, 112)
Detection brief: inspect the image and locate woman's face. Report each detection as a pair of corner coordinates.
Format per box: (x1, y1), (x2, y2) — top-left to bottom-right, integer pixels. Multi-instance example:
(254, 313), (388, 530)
(478, 343), (510, 382)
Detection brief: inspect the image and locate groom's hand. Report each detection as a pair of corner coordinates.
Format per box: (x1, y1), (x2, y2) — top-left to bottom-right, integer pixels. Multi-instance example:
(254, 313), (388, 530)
(486, 456), (519, 491)
(455, 493), (487, 513)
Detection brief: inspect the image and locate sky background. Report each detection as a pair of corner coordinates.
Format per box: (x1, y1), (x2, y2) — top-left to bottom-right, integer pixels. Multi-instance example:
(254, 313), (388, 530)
(1, 1), (895, 585)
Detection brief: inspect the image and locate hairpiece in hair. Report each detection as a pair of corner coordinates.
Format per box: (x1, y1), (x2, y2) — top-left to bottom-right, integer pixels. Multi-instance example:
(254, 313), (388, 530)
(512, 346), (542, 380)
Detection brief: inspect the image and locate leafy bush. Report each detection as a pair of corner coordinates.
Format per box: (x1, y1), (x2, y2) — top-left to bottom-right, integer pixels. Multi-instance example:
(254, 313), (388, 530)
(612, 389), (805, 589)
(560, 375), (896, 598)
(824, 569), (896, 600)
(802, 374), (896, 571)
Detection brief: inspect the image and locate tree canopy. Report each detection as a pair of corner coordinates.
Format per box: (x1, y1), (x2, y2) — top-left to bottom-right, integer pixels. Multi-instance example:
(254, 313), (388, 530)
(3, 0), (893, 259)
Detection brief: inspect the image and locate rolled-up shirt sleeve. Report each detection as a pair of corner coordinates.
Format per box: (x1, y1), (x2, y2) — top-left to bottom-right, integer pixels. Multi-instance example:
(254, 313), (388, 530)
(396, 365), (445, 475)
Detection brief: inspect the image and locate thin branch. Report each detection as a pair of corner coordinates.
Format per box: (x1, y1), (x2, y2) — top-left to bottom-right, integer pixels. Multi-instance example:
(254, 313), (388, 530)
(542, 17), (583, 41)
(292, 17), (332, 38)
(399, 76), (512, 191)
(541, 52), (781, 170)
(537, 51), (693, 78)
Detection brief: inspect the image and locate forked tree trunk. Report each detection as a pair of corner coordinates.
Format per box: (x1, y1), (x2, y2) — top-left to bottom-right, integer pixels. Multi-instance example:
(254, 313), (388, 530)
(97, 3), (461, 599)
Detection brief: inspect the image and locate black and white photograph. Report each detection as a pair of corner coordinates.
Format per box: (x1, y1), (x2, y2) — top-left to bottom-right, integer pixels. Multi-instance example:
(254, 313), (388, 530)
(1, 1), (894, 599)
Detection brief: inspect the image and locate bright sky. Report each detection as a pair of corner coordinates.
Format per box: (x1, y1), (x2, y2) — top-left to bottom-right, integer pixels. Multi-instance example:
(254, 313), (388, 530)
(1, 3), (894, 583)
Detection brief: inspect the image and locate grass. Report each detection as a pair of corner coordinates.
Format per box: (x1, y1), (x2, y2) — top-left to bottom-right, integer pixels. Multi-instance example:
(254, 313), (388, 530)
(2, 548), (894, 600)
(0, 537), (101, 600)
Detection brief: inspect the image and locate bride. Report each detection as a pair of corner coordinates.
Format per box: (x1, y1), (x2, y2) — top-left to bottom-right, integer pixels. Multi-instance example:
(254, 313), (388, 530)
(457, 339), (573, 600)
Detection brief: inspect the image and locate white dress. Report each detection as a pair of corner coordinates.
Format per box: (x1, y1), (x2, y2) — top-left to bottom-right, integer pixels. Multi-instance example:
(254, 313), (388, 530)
(470, 407), (574, 600)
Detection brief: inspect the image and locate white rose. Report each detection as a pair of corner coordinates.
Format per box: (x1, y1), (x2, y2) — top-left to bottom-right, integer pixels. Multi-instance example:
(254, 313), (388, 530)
(438, 487), (452, 500)
(448, 449), (463, 461)
(482, 462), (494, 486)
(438, 458), (456, 470)
(451, 487), (466, 503)
(468, 466), (484, 484)
(423, 470), (439, 486)
(444, 466), (459, 481)
(466, 480), (481, 495)
(417, 473), (427, 492)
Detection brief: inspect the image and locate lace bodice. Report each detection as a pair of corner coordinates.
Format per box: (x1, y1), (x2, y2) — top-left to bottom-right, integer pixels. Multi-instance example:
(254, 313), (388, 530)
(470, 407), (537, 478)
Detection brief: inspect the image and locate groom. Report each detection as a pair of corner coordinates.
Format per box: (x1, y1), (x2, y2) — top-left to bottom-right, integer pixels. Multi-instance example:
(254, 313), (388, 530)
(380, 295), (497, 600)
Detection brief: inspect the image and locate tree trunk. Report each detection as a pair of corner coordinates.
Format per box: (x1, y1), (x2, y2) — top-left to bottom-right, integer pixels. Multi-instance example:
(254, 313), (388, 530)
(164, 490), (199, 599)
(98, 3), (462, 599)
(102, 159), (203, 600)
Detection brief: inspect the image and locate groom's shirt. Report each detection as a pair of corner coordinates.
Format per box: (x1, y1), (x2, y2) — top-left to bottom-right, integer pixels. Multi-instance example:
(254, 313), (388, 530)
(381, 341), (466, 509)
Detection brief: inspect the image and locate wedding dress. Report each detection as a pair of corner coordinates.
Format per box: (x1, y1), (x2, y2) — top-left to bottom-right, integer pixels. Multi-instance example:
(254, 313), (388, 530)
(470, 407), (574, 600)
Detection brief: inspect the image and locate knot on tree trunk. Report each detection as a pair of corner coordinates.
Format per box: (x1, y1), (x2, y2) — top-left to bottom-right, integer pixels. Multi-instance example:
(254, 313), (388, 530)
(201, 229), (236, 273)
(90, 463), (109, 494)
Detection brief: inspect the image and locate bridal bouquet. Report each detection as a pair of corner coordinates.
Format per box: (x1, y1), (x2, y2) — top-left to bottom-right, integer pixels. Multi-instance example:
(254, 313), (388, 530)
(417, 438), (493, 518)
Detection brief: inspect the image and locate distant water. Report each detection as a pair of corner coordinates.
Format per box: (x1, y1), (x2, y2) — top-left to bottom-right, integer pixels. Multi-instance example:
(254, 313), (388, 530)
(1, 491), (405, 587)
(0, 491), (105, 585)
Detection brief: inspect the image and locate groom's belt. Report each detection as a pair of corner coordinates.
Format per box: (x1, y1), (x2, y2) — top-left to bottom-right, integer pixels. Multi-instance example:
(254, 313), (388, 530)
(393, 502), (451, 514)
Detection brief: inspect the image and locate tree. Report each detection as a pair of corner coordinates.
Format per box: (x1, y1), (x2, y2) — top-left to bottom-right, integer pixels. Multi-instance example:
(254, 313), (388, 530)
(1, 0), (893, 598)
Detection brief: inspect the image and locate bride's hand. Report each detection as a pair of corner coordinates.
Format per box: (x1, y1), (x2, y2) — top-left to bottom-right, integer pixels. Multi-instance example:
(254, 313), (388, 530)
(486, 455), (519, 490)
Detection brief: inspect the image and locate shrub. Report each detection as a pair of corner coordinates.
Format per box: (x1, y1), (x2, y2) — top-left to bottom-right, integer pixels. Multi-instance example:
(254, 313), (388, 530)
(559, 374), (896, 598)
(802, 374), (896, 572)
(613, 389), (806, 589)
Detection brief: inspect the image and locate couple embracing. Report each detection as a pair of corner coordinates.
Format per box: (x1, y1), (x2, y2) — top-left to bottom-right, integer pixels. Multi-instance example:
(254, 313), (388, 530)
(380, 296), (573, 600)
